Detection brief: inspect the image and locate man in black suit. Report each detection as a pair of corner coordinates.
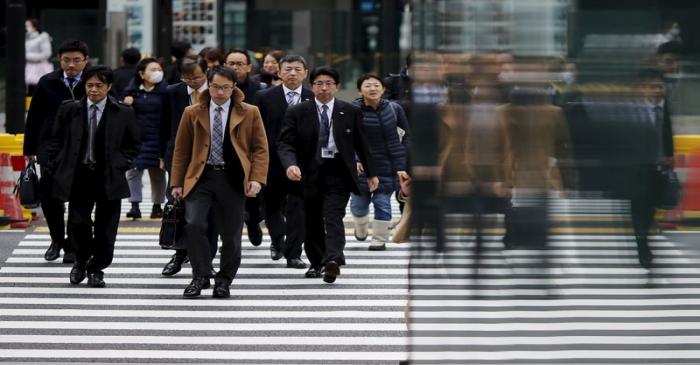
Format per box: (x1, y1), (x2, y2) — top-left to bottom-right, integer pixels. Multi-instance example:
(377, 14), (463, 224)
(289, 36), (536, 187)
(224, 49), (265, 247)
(159, 55), (218, 276)
(254, 55), (313, 268)
(23, 39), (90, 264)
(47, 66), (140, 287)
(278, 67), (378, 283)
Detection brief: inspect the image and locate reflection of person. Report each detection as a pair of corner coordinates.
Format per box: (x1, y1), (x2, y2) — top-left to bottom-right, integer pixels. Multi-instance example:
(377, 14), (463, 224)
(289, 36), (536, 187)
(48, 66), (140, 288)
(630, 69), (675, 270)
(122, 58), (168, 220)
(278, 67), (378, 283)
(25, 18), (53, 95)
(253, 55), (313, 267)
(171, 67), (269, 298)
(24, 39), (90, 264)
(350, 74), (410, 251)
(112, 47), (141, 98)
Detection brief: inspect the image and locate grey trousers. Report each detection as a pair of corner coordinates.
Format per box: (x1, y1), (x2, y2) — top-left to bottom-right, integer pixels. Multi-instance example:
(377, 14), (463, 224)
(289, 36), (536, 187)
(126, 167), (166, 204)
(184, 168), (245, 284)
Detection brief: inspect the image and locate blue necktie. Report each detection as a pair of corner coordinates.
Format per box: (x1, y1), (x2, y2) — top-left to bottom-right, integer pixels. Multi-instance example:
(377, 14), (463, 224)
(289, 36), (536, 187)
(66, 77), (76, 88)
(319, 104), (330, 147)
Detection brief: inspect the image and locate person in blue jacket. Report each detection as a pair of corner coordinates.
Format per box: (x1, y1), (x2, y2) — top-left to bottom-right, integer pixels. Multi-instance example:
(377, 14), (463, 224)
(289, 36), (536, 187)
(122, 57), (168, 219)
(351, 74), (410, 250)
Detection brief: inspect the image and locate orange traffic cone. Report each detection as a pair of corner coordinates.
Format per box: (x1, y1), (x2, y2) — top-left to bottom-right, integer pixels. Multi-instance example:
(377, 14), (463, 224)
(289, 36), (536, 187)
(0, 153), (29, 228)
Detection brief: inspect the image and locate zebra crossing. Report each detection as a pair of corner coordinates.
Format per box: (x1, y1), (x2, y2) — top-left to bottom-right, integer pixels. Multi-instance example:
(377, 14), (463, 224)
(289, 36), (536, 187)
(1, 197), (699, 363)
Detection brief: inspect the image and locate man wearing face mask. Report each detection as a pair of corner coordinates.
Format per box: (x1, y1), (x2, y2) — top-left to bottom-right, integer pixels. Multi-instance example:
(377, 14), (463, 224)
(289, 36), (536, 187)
(122, 58), (169, 220)
(24, 39), (90, 264)
(224, 49), (265, 247)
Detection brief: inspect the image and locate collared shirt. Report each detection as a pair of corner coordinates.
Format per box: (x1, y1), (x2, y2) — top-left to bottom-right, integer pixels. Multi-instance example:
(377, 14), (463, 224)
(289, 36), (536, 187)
(86, 97), (107, 127)
(282, 84), (303, 106)
(315, 97), (336, 153)
(63, 71), (82, 89)
(209, 98), (231, 148)
(187, 82), (208, 105)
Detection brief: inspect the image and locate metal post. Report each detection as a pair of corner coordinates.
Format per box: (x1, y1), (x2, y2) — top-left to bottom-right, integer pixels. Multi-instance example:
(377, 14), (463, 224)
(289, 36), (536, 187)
(5, 0), (26, 134)
(155, 0), (173, 59)
(381, 0), (400, 76)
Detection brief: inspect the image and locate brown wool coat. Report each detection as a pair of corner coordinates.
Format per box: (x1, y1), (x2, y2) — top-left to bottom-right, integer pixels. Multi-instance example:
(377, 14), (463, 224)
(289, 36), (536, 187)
(170, 87), (269, 198)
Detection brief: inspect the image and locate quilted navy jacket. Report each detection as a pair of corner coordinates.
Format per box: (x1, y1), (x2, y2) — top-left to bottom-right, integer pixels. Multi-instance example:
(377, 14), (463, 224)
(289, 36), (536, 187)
(123, 80), (168, 169)
(352, 97), (410, 193)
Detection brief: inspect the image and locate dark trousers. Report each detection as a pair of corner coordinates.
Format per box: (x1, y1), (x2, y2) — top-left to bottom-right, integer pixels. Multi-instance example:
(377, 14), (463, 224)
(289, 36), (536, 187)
(39, 166), (69, 249)
(630, 167), (663, 258)
(262, 177), (304, 259)
(68, 165), (121, 274)
(184, 168), (245, 284)
(304, 157), (351, 269)
(261, 177), (286, 243)
(284, 193), (305, 260)
(166, 171), (218, 260)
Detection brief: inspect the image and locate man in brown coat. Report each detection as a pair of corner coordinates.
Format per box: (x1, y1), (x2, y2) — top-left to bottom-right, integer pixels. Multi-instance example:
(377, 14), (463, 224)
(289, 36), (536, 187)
(171, 66), (268, 298)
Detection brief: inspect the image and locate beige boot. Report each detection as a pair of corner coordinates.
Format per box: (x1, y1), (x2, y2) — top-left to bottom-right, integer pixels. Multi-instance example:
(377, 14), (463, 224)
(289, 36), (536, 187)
(353, 215), (370, 241)
(369, 220), (391, 251)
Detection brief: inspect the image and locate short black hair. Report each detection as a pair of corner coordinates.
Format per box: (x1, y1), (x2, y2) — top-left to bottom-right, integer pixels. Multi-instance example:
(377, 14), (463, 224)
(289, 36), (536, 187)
(657, 41), (683, 56)
(83, 66), (113, 85)
(207, 66), (237, 84)
(356, 73), (384, 91)
(279, 55), (308, 69)
(134, 57), (162, 86)
(181, 55), (208, 76)
(121, 47), (141, 66)
(225, 48), (251, 65)
(57, 39), (89, 58)
(27, 18), (41, 33)
(309, 67), (340, 85)
(171, 40), (191, 59)
(204, 47), (226, 65)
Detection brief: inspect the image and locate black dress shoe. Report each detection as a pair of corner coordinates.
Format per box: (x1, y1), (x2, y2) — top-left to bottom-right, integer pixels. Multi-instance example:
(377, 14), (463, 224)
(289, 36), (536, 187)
(247, 223), (263, 246)
(44, 241), (61, 261)
(161, 254), (187, 276)
(212, 282), (230, 298)
(305, 267), (321, 278)
(287, 258), (307, 269)
(638, 248), (654, 270)
(69, 263), (86, 285)
(87, 272), (105, 288)
(150, 204), (163, 219)
(183, 277), (210, 298)
(62, 251), (76, 264)
(322, 261), (340, 283)
(270, 240), (284, 261)
(126, 204), (141, 220)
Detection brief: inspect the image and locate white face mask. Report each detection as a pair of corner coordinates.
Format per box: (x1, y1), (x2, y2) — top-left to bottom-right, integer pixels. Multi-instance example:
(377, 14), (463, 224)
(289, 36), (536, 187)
(148, 70), (164, 84)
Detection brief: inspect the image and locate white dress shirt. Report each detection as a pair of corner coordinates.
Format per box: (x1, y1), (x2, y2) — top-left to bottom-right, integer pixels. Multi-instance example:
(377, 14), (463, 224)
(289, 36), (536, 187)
(188, 82), (208, 105)
(282, 84), (303, 105)
(209, 98), (231, 148)
(86, 97), (107, 127)
(315, 97), (337, 154)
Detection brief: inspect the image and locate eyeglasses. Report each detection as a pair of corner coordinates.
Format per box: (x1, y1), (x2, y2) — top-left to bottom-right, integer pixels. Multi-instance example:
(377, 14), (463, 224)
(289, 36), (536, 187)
(86, 83), (106, 89)
(312, 81), (337, 87)
(210, 84), (234, 92)
(225, 61), (247, 67)
(60, 57), (86, 65)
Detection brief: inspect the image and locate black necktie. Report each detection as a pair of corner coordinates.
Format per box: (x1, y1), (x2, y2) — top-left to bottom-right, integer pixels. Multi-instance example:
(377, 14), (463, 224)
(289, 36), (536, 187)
(66, 77), (76, 89)
(320, 104), (330, 147)
(84, 104), (98, 164)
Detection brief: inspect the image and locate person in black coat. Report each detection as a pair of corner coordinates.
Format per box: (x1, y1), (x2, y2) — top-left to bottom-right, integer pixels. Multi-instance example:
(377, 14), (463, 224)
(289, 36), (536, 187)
(254, 55), (314, 267)
(23, 39), (90, 264)
(278, 67), (378, 283)
(224, 49), (265, 246)
(122, 57), (168, 220)
(111, 47), (141, 98)
(47, 66), (140, 287)
(158, 55), (218, 276)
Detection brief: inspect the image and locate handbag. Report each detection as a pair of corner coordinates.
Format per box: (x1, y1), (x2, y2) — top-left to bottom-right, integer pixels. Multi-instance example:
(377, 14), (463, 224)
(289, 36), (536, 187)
(159, 199), (187, 250)
(657, 169), (681, 210)
(15, 159), (41, 209)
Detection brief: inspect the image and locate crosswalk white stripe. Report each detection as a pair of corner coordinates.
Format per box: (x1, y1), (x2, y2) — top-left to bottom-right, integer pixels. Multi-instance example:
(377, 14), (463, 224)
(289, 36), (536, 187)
(0, 287), (408, 295)
(5, 257), (410, 265)
(0, 308), (404, 319)
(0, 350), (407, 361)
(0, 321), (407, 331)
(408, 350), (700, 361)
(0, 298), (406, 307)
(0, 335), (408, 345)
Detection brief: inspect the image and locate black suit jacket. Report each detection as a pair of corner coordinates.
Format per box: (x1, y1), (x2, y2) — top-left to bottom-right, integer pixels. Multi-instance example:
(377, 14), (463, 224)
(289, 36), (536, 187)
(254, 85), (314, 179)
(24, 69), (87, 164)
(277, 98), (376, 196)
(160, 82), (192, 170)
(47, 96), (141, 202)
